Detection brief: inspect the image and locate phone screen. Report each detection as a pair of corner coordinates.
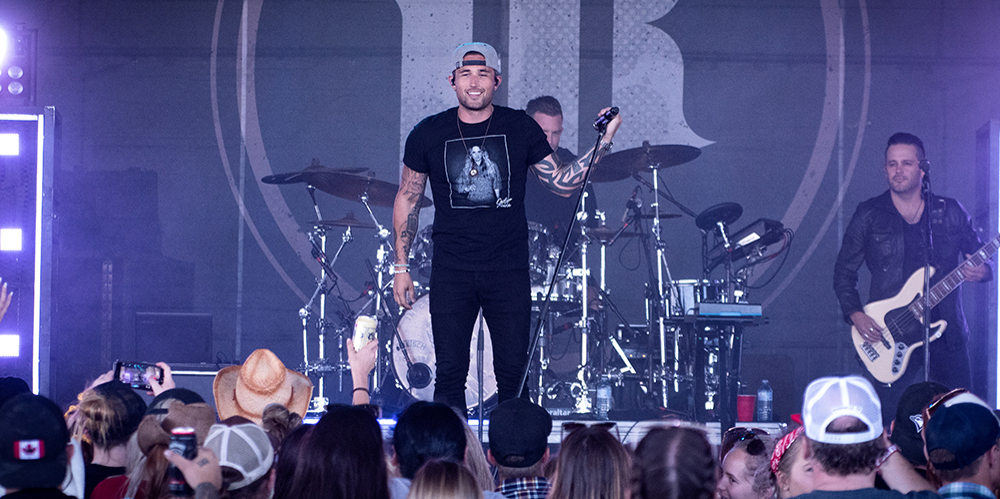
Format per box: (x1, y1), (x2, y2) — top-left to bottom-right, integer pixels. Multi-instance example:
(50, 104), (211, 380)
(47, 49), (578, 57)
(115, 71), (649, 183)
(114, 361), (163, 391)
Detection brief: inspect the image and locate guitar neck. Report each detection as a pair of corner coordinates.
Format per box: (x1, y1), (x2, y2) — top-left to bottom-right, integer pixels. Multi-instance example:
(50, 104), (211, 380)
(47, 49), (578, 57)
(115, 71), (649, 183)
(915, 234), (1000, 311)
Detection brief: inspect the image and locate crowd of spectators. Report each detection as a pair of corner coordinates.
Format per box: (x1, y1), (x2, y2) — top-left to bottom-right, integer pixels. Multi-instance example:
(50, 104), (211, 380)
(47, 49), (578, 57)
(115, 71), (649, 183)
(3, 341), (999, 499)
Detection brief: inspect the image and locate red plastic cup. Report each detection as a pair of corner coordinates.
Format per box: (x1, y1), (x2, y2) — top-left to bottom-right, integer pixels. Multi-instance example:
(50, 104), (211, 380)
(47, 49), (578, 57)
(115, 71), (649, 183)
(737, 394), (756, 422)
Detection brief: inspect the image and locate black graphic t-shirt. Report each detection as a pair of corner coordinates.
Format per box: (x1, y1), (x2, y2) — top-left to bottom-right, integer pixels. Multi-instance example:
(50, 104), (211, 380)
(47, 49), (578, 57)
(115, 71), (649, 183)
(404, 106), (552, 271)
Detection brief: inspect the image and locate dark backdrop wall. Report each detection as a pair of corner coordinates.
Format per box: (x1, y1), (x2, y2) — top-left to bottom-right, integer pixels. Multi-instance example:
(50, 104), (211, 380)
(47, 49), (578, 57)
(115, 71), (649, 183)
(0, 0), (997, 418)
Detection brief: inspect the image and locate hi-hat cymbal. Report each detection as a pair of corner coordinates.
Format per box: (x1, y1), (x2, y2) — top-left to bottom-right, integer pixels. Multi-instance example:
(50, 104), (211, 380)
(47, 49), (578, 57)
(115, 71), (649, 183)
(316, 213), (376, 230)
(590, 142), (701, 183)
(695, 202), (743, 231)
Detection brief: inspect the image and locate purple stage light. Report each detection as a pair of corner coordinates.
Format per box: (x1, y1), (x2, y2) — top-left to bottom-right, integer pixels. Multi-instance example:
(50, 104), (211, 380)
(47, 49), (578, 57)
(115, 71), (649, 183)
(0, 228), (21, 252)
(0, 133), (18, 155)
(0, 335), (17, 358)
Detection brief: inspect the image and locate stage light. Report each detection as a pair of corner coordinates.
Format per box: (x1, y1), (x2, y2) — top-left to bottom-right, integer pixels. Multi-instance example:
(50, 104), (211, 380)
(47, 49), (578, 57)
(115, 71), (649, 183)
(0, 133), (18, 155)
(0, 335), (18, 357)
(0, 25), (35, 106)
(0, 228), (21, 251)
(0, 28), (8, 66)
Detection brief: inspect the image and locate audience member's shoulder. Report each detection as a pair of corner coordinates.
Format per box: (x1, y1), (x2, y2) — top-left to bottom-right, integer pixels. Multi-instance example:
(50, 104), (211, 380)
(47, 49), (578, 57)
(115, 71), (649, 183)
(791, 489), (940, 499)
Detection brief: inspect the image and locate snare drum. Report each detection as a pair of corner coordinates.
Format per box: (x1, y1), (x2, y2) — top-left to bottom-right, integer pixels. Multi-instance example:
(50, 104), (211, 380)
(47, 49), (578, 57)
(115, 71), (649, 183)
(392, 295), (498, 410)
(530, 264), (584, 313)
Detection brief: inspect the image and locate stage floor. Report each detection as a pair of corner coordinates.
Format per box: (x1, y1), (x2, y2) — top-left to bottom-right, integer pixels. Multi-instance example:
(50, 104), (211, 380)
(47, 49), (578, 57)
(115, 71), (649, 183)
(370, 419), (787, 447)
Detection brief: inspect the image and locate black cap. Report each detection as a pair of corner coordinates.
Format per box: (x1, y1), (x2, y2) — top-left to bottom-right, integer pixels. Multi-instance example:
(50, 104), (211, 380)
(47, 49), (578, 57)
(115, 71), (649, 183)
(0, 393), (70, 489)
(488, 399), (551, 468)
(147, 388), (206, 415)
(890, 381), (949, 465)
(93, 380), (148, 441)
(0, 376), (30, 409)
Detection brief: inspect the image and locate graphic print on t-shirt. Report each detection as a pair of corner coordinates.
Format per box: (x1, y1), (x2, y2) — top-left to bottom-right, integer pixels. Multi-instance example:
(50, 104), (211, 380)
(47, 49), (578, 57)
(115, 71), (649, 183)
(444, 135), (511, 209)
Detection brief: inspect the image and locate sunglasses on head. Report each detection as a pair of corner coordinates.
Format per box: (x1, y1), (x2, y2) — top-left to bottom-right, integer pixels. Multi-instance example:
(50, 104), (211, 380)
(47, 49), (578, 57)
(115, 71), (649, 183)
(739, 430), (767, 456)
(921, 388), (969, 430)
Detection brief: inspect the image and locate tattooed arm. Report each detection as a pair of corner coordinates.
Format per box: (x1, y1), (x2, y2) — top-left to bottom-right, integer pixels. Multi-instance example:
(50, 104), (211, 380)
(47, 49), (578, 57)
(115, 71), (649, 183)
(532, 107), (623, 197)
(392, 165), (429, 310)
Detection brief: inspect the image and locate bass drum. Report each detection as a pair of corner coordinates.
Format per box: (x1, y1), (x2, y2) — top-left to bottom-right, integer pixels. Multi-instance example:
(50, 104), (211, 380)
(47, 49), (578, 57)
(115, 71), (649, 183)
(392, 295), (498, 410)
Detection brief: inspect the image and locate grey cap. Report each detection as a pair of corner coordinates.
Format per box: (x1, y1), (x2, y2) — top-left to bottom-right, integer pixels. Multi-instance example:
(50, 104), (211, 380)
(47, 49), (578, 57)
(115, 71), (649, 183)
(452, 42), (501, 75)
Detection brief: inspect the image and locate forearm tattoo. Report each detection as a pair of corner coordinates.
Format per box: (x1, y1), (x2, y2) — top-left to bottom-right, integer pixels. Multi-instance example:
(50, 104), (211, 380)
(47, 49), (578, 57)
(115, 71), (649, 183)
(535, 142), (611, 196)
(399, 209), (419, 262)
(395, 169), (427, 264)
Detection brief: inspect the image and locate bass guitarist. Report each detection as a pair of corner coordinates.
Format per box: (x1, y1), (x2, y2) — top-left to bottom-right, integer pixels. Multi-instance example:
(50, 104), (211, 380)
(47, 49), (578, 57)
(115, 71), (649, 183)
(833, 132), (990, 421)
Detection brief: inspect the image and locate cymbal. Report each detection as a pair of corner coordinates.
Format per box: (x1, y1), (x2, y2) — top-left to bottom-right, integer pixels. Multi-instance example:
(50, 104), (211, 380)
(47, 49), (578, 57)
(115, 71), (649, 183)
(316, 213), (376, 230)
(695, 202), (743, 231)
(261, 164), (368, 185)
(638, 213), (682, 220)
(266, 166), (432, 209)
(590, 142), (701, 183)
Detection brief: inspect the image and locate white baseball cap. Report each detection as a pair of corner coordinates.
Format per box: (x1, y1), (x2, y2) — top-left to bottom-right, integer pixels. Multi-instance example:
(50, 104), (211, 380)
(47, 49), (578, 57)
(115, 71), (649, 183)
(204, 423), (275, 490)
(802, 376), (882, 444)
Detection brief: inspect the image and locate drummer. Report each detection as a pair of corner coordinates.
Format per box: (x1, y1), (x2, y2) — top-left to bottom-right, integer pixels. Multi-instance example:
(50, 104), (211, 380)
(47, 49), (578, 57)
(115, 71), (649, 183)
(524, 96), (602, 311)
(524, 96), (599, 245)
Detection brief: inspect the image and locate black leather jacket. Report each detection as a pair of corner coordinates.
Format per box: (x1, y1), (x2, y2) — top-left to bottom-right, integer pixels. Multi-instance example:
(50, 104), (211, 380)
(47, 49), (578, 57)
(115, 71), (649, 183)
(833, 190), (988, 348)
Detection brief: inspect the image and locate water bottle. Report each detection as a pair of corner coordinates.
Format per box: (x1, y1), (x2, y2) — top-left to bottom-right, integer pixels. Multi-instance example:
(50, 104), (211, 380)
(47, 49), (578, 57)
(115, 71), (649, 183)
(756, 379), (773, 422)
(595, 375), (612, 420)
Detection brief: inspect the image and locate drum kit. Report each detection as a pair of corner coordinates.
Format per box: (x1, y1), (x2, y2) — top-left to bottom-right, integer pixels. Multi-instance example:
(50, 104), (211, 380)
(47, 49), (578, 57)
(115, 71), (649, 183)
(263, 140), (790, 421)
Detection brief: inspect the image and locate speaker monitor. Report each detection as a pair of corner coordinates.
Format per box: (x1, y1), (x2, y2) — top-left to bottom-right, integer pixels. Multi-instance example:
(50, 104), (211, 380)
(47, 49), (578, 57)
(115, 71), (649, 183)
(135, 312), (213, 364)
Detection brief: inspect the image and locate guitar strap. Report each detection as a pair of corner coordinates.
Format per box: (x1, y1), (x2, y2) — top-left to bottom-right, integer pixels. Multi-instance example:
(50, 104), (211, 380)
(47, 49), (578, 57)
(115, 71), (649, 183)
(929, 196), (946, 227)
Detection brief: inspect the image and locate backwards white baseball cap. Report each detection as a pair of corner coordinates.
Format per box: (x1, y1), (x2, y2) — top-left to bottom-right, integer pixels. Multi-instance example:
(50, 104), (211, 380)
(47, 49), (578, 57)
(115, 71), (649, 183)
(803, 376), (883, 444)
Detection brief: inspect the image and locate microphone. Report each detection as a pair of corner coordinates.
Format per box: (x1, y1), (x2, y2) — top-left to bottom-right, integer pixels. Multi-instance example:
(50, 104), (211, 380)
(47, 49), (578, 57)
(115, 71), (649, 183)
(593, 107), (619, 131)
(918, 159), (930, 173)
(622, 186), (640, 223)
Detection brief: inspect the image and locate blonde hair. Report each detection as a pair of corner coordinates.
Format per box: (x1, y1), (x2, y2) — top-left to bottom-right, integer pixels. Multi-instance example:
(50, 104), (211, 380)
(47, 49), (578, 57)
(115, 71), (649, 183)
(461, 419), (496, 492)
(407, 460), (483, 499)
(549, 426), (631, 499)
(261, 403), (302, 451)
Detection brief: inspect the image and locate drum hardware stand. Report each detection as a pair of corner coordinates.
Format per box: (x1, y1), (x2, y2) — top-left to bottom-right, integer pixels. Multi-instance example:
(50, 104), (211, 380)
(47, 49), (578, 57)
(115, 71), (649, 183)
(591, 285), (639, 376)
(533, 303), (555, 406)
(299, 185), (351, 411)
(363, 262), (432, 399)
(517, 125), (609, 415)
(631, 163), (701, 402)
(356, 186), (398, 397)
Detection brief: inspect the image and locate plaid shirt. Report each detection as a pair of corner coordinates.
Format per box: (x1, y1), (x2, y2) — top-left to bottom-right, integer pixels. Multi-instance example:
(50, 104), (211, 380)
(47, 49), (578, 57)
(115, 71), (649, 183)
(496, 476), (551, 499)
(940, 482), (997, 499)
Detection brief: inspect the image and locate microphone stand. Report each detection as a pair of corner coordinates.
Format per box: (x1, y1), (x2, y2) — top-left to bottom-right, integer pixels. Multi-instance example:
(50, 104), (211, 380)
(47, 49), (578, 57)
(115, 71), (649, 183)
(516, 125), (608, 410)
(921, 167), (933, 382)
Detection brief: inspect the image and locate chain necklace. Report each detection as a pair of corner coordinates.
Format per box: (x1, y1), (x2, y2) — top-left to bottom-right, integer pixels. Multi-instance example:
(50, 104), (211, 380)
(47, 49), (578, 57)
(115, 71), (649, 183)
(905, 197), (924, 224)
(457, 107), (494, 177)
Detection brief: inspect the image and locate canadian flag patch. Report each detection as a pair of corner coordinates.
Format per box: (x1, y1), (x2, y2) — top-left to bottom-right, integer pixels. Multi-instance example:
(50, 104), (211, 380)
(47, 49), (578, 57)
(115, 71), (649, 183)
(13, 440), (44, 460)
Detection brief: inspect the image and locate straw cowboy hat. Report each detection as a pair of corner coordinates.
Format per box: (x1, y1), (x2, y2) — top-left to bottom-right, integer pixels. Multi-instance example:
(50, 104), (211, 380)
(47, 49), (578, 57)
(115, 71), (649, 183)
(213, 349), (313, 423)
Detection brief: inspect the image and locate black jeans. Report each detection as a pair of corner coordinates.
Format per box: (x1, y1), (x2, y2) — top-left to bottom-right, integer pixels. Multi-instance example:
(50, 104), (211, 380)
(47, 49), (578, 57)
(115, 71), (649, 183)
(429, 267), (531, 413)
